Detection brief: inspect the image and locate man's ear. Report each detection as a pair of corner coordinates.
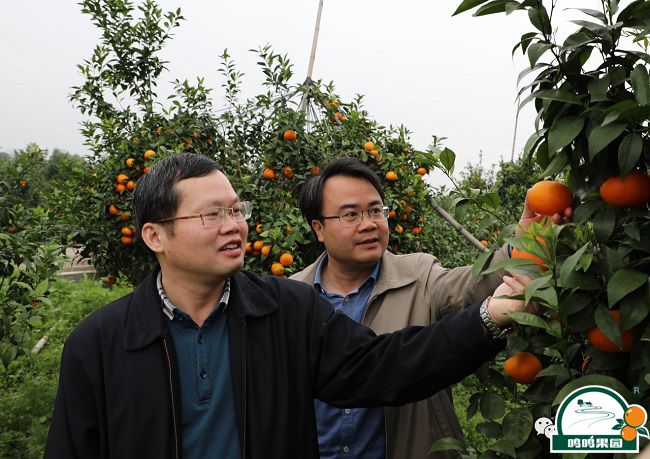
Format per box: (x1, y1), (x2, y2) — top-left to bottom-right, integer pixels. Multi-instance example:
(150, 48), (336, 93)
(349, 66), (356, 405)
(311, 219), (325, 243)
(140, 222), (167, 254)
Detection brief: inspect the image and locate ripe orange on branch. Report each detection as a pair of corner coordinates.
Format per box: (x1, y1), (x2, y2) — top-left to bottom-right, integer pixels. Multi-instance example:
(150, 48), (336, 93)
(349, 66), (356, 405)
(143, 149), (155, 160)
(528, 180), (573, 216)
(262, 168), (276, 180)
(283, 129), (297, 141)
(503, 351), (543, 384)
(599, 170), (650, 208)
(279, 253), (294, 267)
(364, 141), (375, 152)
(385, 171), (398, 182)
(586, 310), (635, 353)
(116, 173), (129, 184)
(271, 263), (285, 276)
(282, 166), (294, 179)
(417, 167), (427, 176)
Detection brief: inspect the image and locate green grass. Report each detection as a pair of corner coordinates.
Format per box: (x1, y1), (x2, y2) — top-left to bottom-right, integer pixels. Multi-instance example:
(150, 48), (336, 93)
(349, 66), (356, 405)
(0, 278), (131, 459)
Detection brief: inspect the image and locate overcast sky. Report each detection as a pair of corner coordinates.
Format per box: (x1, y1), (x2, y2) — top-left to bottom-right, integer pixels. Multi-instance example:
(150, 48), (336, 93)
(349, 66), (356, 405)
(1, 0), (540, 185)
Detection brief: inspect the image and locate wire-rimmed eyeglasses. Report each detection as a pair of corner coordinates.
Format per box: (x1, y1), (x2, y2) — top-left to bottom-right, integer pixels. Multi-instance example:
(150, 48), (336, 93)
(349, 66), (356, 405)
(157, 201), (253, 228)
(320, 206), (389, 227)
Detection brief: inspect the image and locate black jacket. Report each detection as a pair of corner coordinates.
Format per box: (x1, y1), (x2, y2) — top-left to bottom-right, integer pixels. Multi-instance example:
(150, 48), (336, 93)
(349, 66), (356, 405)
(45, 268), (503, 459)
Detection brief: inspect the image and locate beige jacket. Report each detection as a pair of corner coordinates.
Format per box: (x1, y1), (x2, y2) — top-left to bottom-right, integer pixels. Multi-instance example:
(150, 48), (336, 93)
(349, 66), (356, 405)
(290, 246), (509, 459)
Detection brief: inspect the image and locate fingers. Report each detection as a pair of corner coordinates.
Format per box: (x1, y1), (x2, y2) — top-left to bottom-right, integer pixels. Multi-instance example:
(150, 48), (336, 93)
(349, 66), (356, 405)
(502, 275), (525, 294)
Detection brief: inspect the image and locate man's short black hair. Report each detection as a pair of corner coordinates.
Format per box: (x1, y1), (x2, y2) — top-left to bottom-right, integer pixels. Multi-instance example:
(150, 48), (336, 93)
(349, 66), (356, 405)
(298, 157), (384, 232)
(133, 153), (223, 237)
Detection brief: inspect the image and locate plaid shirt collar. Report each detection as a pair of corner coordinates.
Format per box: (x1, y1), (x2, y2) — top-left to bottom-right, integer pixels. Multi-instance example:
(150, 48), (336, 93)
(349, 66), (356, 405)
(156, 271), (231, 320)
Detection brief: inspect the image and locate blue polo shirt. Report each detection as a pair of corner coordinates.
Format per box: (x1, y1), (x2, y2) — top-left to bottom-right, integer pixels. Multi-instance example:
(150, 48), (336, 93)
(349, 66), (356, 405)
(157, 273), (240, 459)
(313, 256), (386, 459)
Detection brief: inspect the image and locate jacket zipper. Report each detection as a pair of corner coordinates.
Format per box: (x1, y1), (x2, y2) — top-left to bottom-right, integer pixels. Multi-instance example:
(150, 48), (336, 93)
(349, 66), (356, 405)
(242, 317), (247, 459)
(162, 337), (180, 459)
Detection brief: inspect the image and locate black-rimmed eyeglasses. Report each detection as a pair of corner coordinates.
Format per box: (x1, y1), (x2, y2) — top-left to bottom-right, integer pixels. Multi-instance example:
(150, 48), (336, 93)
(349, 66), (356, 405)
(320, 206), (389, 227)
(157, 201), (253, 228)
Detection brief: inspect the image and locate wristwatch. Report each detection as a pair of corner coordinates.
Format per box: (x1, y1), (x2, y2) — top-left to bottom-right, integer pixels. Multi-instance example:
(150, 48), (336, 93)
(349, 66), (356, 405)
(479, 296), (512, 340)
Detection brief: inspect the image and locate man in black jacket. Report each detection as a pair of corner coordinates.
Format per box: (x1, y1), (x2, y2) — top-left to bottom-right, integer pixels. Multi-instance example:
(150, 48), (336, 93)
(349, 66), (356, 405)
(45, 153), (534, 459)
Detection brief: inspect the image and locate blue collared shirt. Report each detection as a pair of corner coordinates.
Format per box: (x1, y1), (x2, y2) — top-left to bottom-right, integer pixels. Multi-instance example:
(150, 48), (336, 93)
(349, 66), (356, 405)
(157, 273), (240, 459)
(313, 256), (386, 459)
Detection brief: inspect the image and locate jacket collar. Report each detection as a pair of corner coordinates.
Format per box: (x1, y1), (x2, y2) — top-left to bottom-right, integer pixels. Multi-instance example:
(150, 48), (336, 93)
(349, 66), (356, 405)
(292, 251), (417, 297)
(124, 268), (278, 350)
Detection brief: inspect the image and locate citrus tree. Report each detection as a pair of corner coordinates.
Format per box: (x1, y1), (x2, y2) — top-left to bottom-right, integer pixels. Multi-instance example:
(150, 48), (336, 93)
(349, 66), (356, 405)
(426, 0), (650, 456)
(72, 0), (458, 284)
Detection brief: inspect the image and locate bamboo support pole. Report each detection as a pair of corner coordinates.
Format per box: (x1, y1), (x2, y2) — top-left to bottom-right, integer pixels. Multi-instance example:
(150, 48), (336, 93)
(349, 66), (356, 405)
(427, 194), (489, 252)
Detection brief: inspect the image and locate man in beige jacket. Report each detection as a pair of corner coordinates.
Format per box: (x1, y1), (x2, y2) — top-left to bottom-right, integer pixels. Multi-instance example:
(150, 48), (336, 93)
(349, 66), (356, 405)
(291, 157), (571, 459)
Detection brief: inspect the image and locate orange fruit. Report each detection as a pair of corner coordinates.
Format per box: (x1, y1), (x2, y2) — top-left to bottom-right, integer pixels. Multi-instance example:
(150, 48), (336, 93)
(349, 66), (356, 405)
(253, 240), (264, 251)
(395, 224), (404, 234)
(283, 129), (297, 141)
(192, 131), (199, 139)
(120, 213), (130, 221)
(142, 166), (151, 174)
(369, 149), (379, 157)
(334, 112), (346, 121)
(262, 168), (276, 180)
(310, 165), (320, 176)
(125, 158), (135, 168)
(587, 310), (635, 353)
(115, 184), (126, 193)
(388, 210), (396, 219)
(480, 240), (489, 247)
(106, 275), (117, 285)
(621, 426), (637, 442)
(282, 166), (294, 179)
(155, 127), (162, 135)
(252, 250), (261, 257)
(120, 235), (133, 245)
(121, 227), (133, 236)
(108, 204), (120, 215)
(364, 141), (375, 151)
(255, 223), (263, 234)
(599, 170), (650, 208)
(511, 237), (548, 271)
(143, 149), (155, 160)
(385, 171), (398, 182)
(116, 173), (129, 184)
(279, 253), (294, 267)
(625, 405), (647, 428)
(503, 351), (543, 384)
(528, 180), (573, 216)
(18, 180), (28, 187)
(271, 262), (285, 276)
(331, 99), (340, 108)
(412, 226), (422, 235)
(126, 180), (136, 191)
(417, 167), (427, 176)
(245, 242), (253, 253)
(261, 245), (271, 257)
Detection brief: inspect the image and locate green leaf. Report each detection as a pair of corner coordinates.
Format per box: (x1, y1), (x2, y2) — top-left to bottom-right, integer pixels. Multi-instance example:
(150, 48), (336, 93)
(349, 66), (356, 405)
(607, 269), (648, 306)
(439, 148), (456, 173)
(587, 75), (610, 102)
(537, 89), (582, 105)
(540, 150), (568, 177)
(563, 29), (596, 48)
(573, 200), (604, 223)
(553, 375), (633, 406)
(477, 420), (503, 438)
(618, 133), (643, 176)
(547, 116), (584, 153)
(620, 288), (650, 329)
(474, 0), (510, 16)
(588, 123), (626, 159)
(559, 244), (589, 286)
(573, 8), (607, 22)
(537, 364), (571, 379)
(502, 408), (534, 447)
(473, 250), (494, 282)
(480, 392), (506, 420)
(428, 437), (467, 454)
(631, 64), (650, 105)
(453, 0), (491, 15)
(594, 304), (623, 347)
(528, 43), (553, 67)
(509, 311), (559, 337)
(528, 6), (551, 34)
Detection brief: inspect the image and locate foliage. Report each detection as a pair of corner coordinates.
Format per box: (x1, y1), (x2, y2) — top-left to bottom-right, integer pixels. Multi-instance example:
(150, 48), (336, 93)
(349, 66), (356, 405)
(430, 0), (650, 456)
(71, 0), (470, 284)
(0, 279), (132, 458)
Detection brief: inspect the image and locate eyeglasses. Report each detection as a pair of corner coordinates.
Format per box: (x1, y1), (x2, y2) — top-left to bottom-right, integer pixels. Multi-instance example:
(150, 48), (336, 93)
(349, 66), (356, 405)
(321, 206), (389, 227)
(157, 201), (253, 228)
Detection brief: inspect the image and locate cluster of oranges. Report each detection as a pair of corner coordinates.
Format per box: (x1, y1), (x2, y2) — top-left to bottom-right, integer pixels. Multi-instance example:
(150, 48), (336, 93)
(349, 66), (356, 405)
(364, 141), (381, 162)
(109, 149), (157, 245)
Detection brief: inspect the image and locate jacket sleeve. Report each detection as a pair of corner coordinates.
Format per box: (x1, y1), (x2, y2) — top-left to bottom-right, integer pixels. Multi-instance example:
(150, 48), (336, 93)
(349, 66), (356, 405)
(310, 291), (504, 408)
(423, 244), (510, 320)
(44, 334), (102, 459)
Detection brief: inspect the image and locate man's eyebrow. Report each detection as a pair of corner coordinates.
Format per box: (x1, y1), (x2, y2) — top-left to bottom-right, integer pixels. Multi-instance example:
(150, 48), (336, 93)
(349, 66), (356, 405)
(337, 199), (383, 211)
